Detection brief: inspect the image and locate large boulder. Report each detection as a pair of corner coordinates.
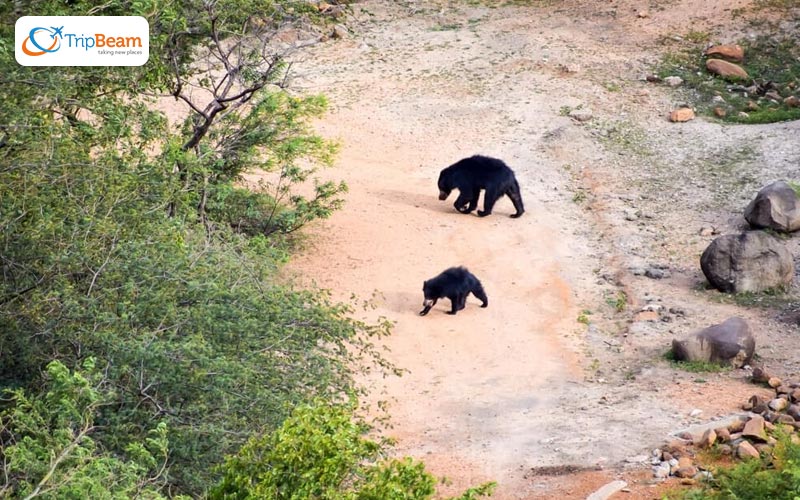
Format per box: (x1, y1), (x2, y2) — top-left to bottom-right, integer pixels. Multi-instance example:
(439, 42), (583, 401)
(700, 231), (794, 293)
(671, 317), (755, 368)
(744, 181), (800, 233)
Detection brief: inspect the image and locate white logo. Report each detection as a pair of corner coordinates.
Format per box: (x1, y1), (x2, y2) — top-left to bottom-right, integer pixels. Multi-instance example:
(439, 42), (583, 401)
(15, 16), (149, 66)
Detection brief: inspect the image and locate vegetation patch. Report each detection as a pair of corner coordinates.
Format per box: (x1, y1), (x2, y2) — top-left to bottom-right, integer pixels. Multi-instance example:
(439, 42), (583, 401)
(664, 350), (731, 373)
(674, 434), (800, 499)
(656, 35), (800, 123)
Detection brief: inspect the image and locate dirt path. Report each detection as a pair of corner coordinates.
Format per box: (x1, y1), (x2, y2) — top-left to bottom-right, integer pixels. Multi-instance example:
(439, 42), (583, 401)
(276, 1), (800, 498)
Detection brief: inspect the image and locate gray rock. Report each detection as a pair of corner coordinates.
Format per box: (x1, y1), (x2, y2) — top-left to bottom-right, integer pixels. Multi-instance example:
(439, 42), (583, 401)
(664, 76), (684, 87)
(653, 462), (671, 478)
(646, 267), (670, 279)
(700, 231), (794, 293)
(744, 181), (800, 233)
(586, 480), (628, 500)
(671, 317), (755, 368)
(332, 24), (348, 39)
(569, 108), (594, 122)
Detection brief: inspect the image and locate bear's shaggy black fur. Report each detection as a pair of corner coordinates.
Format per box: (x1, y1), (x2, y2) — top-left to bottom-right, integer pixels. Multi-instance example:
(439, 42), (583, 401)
(419, 267), (488, 316)
(437, 155), (524, 218)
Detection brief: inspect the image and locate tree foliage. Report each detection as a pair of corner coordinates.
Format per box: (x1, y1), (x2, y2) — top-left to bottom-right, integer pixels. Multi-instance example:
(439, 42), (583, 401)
(210, 401), (496, 500)
(0, 359), (172, 499)
(0, 0), (385, 496)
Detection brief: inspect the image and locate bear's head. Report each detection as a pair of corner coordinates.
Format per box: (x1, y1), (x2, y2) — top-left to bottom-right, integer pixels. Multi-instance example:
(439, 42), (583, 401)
(437, 171), (451, 200)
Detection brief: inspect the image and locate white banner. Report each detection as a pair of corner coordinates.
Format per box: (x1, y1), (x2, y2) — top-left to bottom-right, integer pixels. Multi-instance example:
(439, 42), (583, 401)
(15, 16), (150, 66)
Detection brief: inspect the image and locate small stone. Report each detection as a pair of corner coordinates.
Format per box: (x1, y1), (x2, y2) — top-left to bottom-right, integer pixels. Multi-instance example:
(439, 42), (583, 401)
(664, 440), (688, 457)
(637, 10), (649, 18)
(645, 74), (662, 83)
(635, 311), (659, 322)
(728, 420), (746, 433)
(705, 44), (745, 62)
(624, 208), (639, 221)
(777, 414), (796, 425)
(765, 91), (782, 102)
(777, 385), (792, 395)
(569, 108), (594, 122)
(718, 444), (733, 455)
(676, 466), (698, 478)
(645, 267), (670, 279)
(332, 24), (348, 39)
(706, 59), (749, 80)
(680, 477), (697, 485)
(769, 377), (784, 388)
(738, 440), (760, 459)
(787, 404), (800, 420)
(770, 398), (789, 412)
(784, 96), (799, 108)
(699, 429), (717, 448)
(664, 76), (683, 87)
(586, 480), (628, 500)
(713, 106), (727, 118)
(670, 108), (695, 122)
(743, 415), (767, 442)
(653, 462), (671, 479)
(662, 451), (674, 462)
(690, 409), (703, 418)
(752, 367), (772, 383)
(790, 389), (800, 403)
(746, 100), (760, 111)
(716, 427), (731, 442)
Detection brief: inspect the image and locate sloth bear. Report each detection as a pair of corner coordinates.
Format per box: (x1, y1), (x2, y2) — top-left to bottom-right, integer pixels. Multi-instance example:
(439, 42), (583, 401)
(437, 155), (524, 218)
(419, 267), (488, 316)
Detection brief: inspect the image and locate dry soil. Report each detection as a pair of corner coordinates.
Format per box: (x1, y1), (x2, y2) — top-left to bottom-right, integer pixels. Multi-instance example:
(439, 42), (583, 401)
(272, 1), (800, 498)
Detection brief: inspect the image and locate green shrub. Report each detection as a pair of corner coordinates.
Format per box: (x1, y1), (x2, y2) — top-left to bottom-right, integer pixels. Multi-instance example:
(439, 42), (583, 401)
(211, 401), (495, 500)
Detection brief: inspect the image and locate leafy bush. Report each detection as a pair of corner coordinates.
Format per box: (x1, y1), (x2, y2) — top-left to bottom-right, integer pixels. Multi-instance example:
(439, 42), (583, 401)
(0, 359), (174, 498)
(0, 1), (380, 495)
(676, 433), (800, 499)
(211, 401), (495, 500)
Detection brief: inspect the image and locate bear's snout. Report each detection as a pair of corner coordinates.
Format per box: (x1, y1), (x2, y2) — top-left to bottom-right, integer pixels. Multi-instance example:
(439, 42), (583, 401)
(438, 191), (449, 200)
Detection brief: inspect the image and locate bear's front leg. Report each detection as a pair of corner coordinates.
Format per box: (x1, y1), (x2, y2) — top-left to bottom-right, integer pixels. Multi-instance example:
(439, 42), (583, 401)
(453, 192), (472, 214)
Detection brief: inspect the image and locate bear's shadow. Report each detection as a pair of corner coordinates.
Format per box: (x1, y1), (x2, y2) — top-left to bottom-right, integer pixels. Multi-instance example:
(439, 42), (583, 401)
(382, 290), (426, 315)
(375, 188), (456, 214)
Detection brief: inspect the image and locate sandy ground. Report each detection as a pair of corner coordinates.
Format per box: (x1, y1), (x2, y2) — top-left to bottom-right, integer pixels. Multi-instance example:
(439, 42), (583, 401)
(268, 1), (800, 498)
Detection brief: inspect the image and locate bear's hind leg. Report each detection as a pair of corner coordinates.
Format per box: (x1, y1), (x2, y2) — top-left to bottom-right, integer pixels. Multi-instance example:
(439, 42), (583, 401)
(471, 285), (488, 308)
(457, 292), (468, 310)
(506, 180), (525, 218)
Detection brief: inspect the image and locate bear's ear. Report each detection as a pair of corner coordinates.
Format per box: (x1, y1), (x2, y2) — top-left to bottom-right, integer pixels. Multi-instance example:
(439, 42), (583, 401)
(423, 280), (429, 287)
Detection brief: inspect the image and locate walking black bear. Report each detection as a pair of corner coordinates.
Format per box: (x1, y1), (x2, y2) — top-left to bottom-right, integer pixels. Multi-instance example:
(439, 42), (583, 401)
(437, 155), (524, 218)
(419, 267), (488, 316)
